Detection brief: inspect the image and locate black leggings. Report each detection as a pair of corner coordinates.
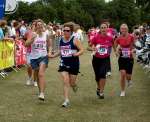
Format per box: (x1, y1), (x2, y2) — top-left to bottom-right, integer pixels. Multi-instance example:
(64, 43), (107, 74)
(92, 56), (109, 82)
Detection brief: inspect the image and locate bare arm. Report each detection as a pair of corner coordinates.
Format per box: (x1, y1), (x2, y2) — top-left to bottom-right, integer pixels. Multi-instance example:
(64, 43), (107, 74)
(114, 38), (120, 56)
(47, 35), (60, 58)
(25, 33), (36, 47)
(47, 35), (53, 54)
(51, 51), (61, 58)
(73, 39), (84, 57)
(113, 39), (118, 52)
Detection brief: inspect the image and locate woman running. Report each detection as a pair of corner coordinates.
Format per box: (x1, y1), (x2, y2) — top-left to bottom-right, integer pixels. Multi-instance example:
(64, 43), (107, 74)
(49, 22), (84, 107)
(24, 21), (37, 87)
(91, 23), (114, 99)
(115, 24), (134, 97)
(25, 20), (52, 101)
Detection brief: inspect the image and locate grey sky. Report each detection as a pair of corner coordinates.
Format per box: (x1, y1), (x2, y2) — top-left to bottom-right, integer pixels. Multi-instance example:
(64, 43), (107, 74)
(17, 0), (38, 3)
(17, 0), (112, 3)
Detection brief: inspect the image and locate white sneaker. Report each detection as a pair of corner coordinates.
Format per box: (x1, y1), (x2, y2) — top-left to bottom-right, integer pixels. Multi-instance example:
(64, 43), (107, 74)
(34, 82), (38, 87)
(26, 79), (32, 86)
(38, 93), (45, 101)
(120, 91), (125, 97)
(62, 100), (70, 107)
(143, 65), (149, 69)
(107, 72), (112, 76)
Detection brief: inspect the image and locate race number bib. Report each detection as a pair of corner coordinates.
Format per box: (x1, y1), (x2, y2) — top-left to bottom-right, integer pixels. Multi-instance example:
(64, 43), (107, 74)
(96, 45), (108, 55)
(34, 43), (44, 49)
(121, 48), (131, 58)
(61, 45), (72, 57)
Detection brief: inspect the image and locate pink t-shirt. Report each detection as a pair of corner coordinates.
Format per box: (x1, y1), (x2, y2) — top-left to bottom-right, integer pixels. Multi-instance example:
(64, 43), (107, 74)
(116, 34), (134, 58)
(92, 33), (113, 58)
(116, 34), (134, 48)
(24, 30), (32, 53)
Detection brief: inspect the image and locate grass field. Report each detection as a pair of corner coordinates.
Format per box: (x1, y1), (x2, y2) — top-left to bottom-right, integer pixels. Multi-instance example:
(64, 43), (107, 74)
(0, 43), (150, 122)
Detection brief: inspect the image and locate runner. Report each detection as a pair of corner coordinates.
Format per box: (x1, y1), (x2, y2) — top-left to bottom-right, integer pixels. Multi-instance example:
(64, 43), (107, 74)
(25, 20), (52, 101)
(91, 23), (114, 99)
(115, 24), (135, 97)
(24, 21), (37, 87)
(105, 21), (117, 77)
(49, 22), (84, 107)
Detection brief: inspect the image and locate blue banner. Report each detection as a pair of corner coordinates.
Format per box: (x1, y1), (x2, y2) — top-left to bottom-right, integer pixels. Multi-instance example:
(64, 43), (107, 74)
(0, 0), (5, 19)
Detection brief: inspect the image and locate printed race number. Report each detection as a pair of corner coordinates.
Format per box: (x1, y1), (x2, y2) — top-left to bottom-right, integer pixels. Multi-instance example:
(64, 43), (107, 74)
(96, 45), (108, 55)
(121, 48), (131, 58)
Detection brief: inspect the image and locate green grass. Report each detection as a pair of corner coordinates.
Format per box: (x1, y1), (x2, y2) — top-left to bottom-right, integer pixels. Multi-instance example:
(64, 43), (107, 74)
(0, 43), (150, 122)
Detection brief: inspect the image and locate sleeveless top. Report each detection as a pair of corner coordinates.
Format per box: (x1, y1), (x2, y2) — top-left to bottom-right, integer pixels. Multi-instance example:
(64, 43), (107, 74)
(59, 36), (79, 69)
(30, 32), (47, 59)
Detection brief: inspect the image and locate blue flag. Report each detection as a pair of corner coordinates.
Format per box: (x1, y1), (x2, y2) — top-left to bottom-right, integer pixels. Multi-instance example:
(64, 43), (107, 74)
(0, 0), (5, 19)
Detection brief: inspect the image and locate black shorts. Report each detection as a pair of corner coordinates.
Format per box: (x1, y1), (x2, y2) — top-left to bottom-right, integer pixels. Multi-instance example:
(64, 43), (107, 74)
(118, 57), (134, 74)
(92, 56), (109, 82)
(58, 66), (79, 75)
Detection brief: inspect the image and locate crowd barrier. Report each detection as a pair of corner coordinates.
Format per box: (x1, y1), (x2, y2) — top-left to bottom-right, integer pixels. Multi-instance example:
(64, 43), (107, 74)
(0, 40), (15, 70)
(0, 36), (61, 78)
(15, 40), (27, 66)
(0, 39), (27, 78)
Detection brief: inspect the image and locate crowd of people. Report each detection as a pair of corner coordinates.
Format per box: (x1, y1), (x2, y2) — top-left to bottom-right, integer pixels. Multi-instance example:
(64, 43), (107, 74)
(133, 25), (150, 68)
(0, 18), (150, 108)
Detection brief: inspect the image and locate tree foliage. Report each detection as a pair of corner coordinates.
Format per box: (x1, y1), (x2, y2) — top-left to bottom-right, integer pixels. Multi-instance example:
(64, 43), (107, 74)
(5, 0), (149, 30)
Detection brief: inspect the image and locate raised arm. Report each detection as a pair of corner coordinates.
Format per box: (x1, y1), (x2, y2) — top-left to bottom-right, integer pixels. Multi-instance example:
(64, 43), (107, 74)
(25, 32), (37, 47)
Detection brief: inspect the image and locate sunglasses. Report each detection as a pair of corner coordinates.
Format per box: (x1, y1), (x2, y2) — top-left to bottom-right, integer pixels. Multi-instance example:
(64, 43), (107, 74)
(101, 27), (107, 29)
(63, 30), (71, 32)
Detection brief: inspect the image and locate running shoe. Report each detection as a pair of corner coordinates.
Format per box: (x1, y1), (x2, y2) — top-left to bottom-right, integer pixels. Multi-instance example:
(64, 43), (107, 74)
(120, 91), (125, 97)
(34, 81), (38, 87)
(26, 79), (32, 86)
(143, 65), (149, 69)
(38, 93), (45, 101)
(106, 72), (112, 77)
(62, 100), (70, 107)
(99, 92), (104, 99)
(96, 88), (100, 97)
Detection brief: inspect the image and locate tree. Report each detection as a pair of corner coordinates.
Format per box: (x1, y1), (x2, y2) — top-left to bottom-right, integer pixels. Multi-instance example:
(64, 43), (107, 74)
(76, 0), (106, 26)
(135, 0), (150, 23)
(105, 0), (141, 30)
(5, 0), (146, 30)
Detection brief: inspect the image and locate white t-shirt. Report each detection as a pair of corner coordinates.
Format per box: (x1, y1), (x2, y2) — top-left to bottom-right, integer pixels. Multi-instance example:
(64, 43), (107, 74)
(9, 27), (16, 37)
(30, 32), (48, 59)
(20, 26), (27, 37)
